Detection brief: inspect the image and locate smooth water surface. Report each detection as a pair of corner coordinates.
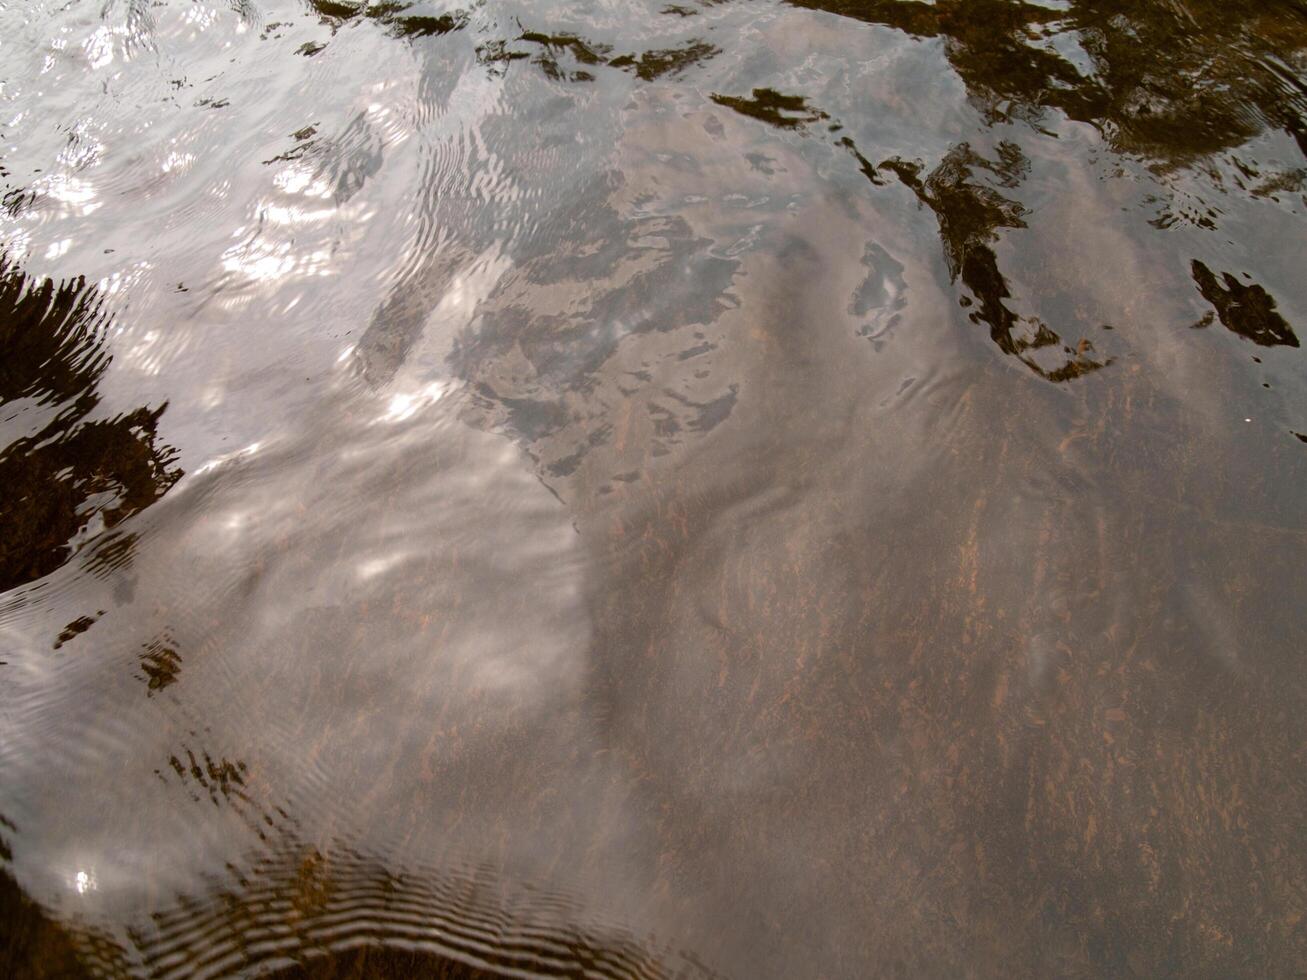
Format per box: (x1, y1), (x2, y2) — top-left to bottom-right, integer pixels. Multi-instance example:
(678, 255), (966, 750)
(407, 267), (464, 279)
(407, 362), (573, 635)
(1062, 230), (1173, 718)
(1, 0), (1306, 975)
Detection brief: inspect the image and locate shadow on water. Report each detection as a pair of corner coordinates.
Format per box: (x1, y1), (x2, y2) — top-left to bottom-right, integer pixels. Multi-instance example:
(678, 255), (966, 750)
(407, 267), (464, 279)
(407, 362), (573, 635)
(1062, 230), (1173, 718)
(705, 0), (1307, 382)
(0, 867), (95, 980)
(709, 89), (830, 129)
(0, 866), (692, 980)
(0, 254), (181, 593)
(0, 806), (707, 979)
(305, 1), (469, 40)
(1190, 261), (1300, 348)
(787, 0), (1307, 166)
(877, 144), (1111, 381)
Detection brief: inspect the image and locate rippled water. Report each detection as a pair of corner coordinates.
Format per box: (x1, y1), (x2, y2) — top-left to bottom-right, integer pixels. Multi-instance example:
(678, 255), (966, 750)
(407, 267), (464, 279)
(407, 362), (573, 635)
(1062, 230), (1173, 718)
(1, 0), (1305, 975)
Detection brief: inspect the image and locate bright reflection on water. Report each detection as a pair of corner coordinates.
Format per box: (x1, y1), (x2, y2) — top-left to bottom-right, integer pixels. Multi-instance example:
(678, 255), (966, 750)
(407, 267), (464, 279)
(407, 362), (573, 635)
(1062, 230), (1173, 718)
(0, 0), (1305, 976)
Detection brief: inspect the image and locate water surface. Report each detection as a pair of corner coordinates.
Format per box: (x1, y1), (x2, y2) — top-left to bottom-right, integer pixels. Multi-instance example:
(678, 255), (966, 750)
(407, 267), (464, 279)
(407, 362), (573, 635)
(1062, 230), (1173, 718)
(1, 0), (1306, 975)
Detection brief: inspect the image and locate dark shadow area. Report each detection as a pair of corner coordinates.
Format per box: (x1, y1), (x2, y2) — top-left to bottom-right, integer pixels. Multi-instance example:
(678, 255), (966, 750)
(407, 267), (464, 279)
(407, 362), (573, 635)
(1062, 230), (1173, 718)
(484, 32), (719, 84)
(2, 803), (701, 979)
(0, 253), (181, 593)
(1191, 260), (1299, 348)
(880, 143), (1109, 381)
(0, 867), (94, 980)
(711, 88), (831, 129)
(0, 860), (502, 979)
(786, 0), (1307, 168)
(305, 0), (468, 39)
(127, 817), (707, 980)
(264, 947), (505, 979)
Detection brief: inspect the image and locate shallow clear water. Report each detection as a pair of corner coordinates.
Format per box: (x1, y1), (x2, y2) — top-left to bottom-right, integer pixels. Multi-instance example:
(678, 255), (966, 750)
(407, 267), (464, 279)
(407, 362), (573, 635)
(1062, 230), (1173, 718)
(1, 0), (1305, 976)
